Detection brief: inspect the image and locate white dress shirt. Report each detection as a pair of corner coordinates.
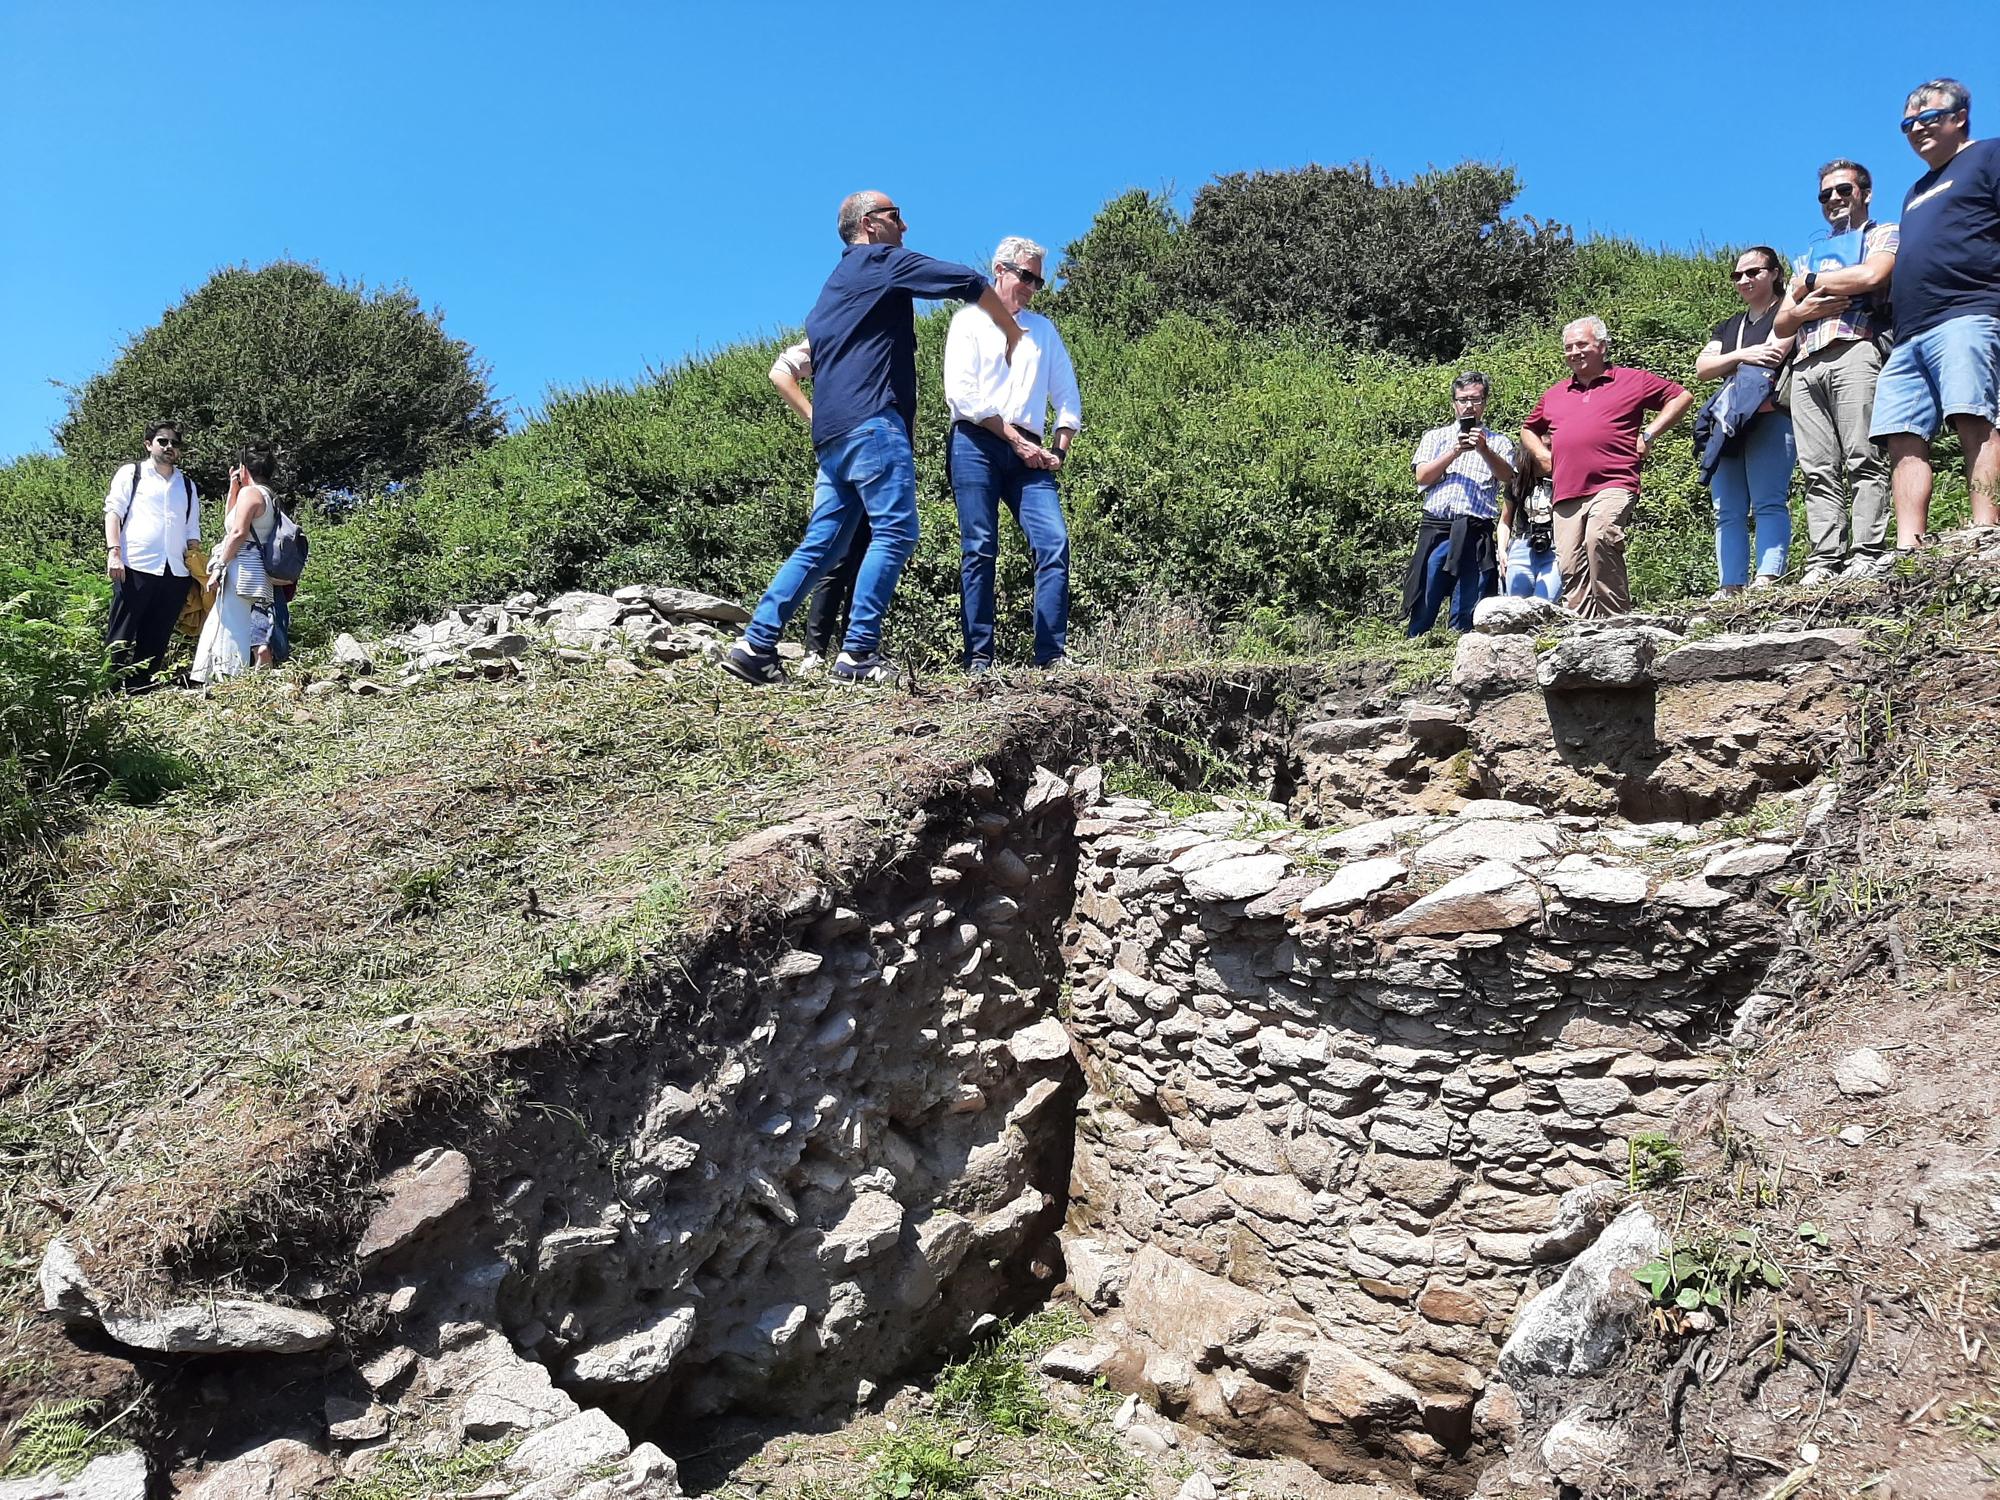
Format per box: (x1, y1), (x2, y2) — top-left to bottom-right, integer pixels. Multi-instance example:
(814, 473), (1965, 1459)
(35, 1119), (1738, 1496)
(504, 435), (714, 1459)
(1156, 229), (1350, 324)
(943, 307), (1083, 439)
(105, 461), (202, 576)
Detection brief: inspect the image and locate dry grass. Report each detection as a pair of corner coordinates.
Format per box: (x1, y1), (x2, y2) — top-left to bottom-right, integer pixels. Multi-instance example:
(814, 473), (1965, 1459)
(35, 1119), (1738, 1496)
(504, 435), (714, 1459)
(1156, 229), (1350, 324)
(0, 651), (1152, 1416)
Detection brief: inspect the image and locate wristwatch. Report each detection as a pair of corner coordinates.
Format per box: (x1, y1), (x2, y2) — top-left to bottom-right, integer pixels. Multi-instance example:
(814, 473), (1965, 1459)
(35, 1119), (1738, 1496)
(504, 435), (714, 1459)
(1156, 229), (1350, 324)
(1804, 271), (1819, 294)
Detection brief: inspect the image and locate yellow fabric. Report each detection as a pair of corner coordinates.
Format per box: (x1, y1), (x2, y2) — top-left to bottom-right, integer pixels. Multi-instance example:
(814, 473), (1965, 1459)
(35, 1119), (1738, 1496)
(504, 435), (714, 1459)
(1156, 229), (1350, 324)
(175, 542), (216, 638)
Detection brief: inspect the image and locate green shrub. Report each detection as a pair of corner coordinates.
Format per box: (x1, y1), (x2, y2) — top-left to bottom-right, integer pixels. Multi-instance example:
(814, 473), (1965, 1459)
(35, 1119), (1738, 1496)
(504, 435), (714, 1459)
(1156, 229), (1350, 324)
(56, 261), (503, 503)
(0, 564), (194, 860)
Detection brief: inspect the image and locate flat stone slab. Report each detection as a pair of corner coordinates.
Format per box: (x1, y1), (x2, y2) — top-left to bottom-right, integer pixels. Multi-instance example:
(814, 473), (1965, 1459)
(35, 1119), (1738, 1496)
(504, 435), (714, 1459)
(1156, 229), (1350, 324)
(1413, 821), (1561, 871)
(1299, 857), (1407, 917)
(1184, 853), (1291, 903)
(1546, 856), (1648, 905)
(100, 1299), (334, 1355)
(1703, 842), (1791, 879)
(1376, 861), (1542, 938)
(1655, 628), (1864, 682)
(357, 1147), (473, 1262)
(1296, 717), (1401, 753)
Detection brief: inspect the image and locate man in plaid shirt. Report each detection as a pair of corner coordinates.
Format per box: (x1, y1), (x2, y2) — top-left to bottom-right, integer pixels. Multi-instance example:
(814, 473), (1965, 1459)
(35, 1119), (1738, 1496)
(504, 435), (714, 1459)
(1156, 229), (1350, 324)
(1402, 372), (1516, 635)
(1776, 158), (1899, 583)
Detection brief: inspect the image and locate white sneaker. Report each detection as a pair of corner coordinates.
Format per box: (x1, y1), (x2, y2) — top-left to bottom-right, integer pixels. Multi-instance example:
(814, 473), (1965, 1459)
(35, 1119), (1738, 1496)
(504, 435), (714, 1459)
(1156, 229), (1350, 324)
(1799, 564), (1840, 587)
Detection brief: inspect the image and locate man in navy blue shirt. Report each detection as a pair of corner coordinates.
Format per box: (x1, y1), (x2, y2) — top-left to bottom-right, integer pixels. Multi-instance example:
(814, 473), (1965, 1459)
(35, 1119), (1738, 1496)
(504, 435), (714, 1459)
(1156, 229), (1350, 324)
(1869, 79), (2000, 552)
(725, 191), (1023, 686)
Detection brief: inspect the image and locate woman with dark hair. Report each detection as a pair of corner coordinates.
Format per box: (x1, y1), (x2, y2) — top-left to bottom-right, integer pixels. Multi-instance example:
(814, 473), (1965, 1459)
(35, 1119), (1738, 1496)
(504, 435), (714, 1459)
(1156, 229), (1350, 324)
(192, 444), (282, 682)
(1695, 247), (1797, 593)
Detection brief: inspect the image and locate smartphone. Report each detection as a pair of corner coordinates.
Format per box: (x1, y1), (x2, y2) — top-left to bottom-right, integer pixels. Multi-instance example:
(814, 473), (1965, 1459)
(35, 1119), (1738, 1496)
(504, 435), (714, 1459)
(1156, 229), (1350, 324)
(1458, 415), (1477, 434)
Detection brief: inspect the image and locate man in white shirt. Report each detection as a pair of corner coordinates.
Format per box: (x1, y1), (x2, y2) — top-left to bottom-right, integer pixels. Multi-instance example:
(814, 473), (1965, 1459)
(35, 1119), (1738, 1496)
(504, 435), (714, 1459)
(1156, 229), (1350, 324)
(103, 420), (203, 688)
(943, 236), (1083, 671)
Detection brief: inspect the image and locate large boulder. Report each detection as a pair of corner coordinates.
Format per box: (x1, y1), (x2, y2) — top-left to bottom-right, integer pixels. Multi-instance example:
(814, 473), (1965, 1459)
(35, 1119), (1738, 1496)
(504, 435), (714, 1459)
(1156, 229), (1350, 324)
(1498, 1205), (1662, 1391)
(1536, 628), (1679, 691)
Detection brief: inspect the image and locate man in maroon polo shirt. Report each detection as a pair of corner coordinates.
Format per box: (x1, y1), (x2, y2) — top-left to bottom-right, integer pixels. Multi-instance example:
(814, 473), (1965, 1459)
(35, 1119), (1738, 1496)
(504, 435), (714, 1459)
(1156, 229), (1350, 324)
(1521, 316), (1695, 618)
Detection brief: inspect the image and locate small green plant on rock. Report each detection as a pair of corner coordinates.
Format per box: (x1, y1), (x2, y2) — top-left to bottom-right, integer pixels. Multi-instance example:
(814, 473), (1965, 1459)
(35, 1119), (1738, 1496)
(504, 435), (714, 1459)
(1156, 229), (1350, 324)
(1633, 1227), (1787, 1319)
(1627, 1131), (1686, 1190)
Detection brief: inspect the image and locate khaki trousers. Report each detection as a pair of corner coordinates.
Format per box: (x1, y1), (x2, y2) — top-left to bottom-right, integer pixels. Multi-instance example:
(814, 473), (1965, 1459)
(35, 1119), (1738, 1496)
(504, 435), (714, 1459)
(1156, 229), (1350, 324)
(1552, 487), (1636, 619)
(1792, 338), (1890, 566)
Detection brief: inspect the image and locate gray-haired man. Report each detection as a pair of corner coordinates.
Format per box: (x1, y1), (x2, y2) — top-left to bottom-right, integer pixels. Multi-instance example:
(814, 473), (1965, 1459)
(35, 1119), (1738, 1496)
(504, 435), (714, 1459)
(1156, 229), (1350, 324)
(1775, 159), (1898, 582)
(942, 236), (1083, 670)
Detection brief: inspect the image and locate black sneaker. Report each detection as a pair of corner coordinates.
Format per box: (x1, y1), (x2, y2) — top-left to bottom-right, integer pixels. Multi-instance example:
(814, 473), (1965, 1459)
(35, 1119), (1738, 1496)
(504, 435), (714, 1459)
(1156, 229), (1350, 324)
(721, 642), (785, 686)
(831, 649), (895, 684)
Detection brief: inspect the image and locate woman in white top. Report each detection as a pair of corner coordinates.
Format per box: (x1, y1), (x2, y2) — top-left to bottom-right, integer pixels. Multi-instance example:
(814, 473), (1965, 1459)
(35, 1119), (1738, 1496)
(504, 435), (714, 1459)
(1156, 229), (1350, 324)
(192, 444), (282, 683)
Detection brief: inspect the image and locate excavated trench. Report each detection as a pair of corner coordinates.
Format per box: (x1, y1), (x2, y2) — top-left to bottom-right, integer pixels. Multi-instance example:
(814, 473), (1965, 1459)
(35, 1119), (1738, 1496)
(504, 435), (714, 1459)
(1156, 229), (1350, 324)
(49, 623), (1875, 1499)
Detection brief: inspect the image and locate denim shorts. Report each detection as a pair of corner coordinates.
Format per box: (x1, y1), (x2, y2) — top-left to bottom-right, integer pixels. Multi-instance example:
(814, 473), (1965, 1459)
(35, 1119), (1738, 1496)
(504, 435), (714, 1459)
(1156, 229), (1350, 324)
(1869, 313), (2000, 440)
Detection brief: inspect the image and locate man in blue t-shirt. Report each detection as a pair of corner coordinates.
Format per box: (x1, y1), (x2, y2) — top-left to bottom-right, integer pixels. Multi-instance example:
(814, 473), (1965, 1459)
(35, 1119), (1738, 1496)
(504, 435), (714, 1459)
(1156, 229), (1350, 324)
(724, 191), (1023, 687)
(1869, 78), (2000, 552)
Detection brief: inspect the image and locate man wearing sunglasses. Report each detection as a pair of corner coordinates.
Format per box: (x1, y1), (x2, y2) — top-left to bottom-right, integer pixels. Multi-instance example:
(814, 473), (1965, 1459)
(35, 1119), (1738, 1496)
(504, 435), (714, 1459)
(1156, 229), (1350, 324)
(1776, 160), (1898, 584)
(102, 420), (203, 689)
(726, 191), (1024, 687)
(942, 237), (1082, 672)
(1870, 78), (2000, 551)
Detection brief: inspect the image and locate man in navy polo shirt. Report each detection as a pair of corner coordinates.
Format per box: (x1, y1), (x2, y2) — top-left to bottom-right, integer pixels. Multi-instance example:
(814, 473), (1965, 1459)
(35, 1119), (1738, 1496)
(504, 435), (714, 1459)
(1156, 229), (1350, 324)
(725, 191), (1023, 686)
(1869, 78), (2000, 551)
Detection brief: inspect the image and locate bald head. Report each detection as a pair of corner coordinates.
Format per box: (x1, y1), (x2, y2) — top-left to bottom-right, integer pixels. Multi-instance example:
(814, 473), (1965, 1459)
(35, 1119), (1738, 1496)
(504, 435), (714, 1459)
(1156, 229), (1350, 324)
(838, 190), (903, 244)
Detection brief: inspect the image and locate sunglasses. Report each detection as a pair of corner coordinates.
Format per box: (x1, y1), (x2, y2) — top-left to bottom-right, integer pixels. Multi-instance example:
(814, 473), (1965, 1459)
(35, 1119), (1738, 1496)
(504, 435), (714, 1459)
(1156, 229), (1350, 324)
(1000, 262), (1045, 290)
(152, 437), (180, 447)
(1817, 182), (1861, 202)
(1901, 106), (1959, 133)
(1730, 266), (1777, 280)
(865, 205), (905, 224)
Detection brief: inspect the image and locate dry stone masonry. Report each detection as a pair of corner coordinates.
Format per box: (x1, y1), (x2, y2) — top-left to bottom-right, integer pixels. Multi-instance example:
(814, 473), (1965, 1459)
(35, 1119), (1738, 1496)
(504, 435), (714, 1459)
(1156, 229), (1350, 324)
(20, 602), (1881, 1499)
(1052, 787), (1787, 1489)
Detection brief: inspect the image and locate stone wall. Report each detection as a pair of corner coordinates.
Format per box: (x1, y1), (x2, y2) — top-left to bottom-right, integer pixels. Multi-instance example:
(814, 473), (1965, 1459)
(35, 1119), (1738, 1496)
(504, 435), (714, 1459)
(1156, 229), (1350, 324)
(48, 764), (1096, 1500)
(1056, 787), (1791, 1493)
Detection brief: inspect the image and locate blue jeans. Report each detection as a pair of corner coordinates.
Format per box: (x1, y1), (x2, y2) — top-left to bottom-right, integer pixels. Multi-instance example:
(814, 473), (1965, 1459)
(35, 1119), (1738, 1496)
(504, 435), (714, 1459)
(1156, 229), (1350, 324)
(1869, 313), (2000, 439)
(1710, 410), (1795, 586)
(1408, 527), (1493, 635)
(1505, 538), (1562, 602)
(949, 425), (1070, 665)
(745, 416), (918, 656)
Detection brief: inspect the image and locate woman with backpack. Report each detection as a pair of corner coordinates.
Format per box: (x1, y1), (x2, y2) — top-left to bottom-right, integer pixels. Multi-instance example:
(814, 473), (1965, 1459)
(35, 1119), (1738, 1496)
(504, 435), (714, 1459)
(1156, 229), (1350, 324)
(191, 444), (283, 682)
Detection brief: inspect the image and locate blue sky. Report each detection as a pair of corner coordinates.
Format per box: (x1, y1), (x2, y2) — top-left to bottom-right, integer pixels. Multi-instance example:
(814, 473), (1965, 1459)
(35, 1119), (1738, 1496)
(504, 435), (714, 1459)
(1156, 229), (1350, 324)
(2, 0), (1991, 462)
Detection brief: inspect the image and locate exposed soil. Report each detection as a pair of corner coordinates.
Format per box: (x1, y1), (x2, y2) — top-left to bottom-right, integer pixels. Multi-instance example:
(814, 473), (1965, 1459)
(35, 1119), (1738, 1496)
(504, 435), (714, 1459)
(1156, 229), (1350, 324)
(1506, 612), (2000, 1498)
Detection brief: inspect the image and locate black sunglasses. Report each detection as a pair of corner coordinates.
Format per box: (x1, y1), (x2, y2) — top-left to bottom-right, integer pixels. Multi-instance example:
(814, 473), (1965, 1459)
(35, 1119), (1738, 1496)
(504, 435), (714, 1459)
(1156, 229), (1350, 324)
(1730, 266), (1777, 280)
(1817, 182), (1861, 202)
(152, 436), (180, 446)
(1000, 261), (1045, 290)
(1901, 105), (1960, 134)
(865, 205), (905, 224)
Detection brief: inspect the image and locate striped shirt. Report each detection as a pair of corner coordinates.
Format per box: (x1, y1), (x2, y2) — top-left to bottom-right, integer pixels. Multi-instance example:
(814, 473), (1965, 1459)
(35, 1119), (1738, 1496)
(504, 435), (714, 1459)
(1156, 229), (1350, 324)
(1412, 425), (1514, 519)
(1794, 221), (1899, 359)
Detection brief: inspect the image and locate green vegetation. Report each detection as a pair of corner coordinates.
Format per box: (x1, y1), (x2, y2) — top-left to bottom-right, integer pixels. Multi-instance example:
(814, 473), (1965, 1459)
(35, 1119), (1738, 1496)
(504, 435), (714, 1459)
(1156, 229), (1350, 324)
(0, 1398), (126, 1480)
(765, 1309), (1151, 1500)
(1053, 162), (1576, 361)
(1633, 1226), (1788, 1314)
(324, 1438), (519, 1500)
(1627, 1131), (1687, 1190)
(0, 562), (198, 854)
(55, 261), (503, 503)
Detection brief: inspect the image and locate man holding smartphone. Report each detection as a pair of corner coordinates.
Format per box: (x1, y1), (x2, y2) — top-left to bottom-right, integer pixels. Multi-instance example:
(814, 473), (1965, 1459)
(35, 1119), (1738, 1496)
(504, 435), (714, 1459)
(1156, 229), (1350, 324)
(1403, 372), (1515, 635)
